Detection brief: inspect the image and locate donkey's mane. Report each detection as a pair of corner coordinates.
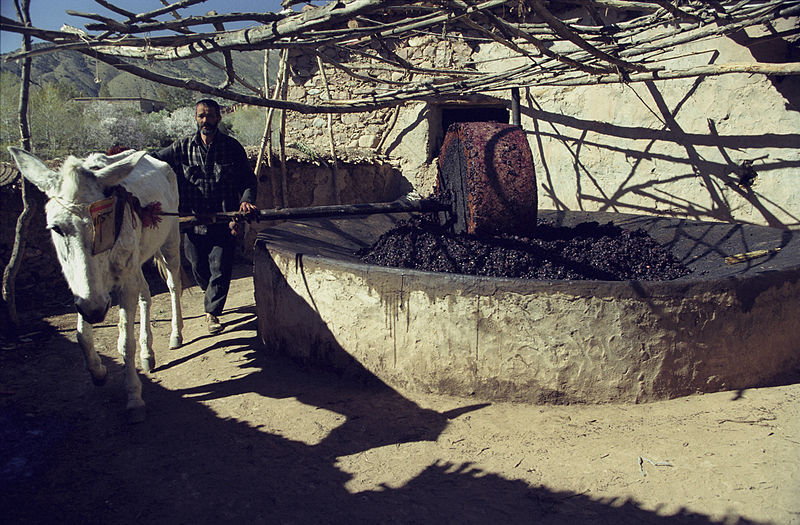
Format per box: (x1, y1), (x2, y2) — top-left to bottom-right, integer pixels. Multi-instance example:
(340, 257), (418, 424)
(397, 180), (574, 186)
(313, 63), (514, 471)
(58, 156), (98, 202)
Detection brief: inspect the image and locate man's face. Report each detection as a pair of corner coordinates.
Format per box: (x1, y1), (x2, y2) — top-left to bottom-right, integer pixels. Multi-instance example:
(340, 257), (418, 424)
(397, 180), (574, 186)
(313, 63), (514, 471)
(195, 104), (220, 136)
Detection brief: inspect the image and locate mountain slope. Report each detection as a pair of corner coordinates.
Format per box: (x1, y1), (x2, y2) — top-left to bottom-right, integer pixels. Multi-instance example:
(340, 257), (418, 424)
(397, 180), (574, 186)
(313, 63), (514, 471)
(1, 46), (278, 104)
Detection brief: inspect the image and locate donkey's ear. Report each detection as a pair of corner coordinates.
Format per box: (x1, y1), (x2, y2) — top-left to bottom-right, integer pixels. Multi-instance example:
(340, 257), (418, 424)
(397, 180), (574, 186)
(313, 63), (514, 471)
(8, 147), (60, 196)
(94, 150), (146, 187)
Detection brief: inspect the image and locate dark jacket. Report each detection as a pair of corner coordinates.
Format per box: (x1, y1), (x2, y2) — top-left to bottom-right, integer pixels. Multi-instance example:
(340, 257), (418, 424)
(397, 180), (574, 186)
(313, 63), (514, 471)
(155, 131), (257, 215)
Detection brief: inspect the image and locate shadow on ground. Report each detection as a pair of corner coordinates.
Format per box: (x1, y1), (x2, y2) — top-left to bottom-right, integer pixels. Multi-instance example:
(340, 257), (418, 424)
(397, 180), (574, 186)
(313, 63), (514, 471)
(0, 269), (763, 524)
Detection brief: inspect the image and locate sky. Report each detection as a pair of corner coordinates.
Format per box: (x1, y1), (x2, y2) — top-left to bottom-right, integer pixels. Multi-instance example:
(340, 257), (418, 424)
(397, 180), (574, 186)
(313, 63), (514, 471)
(0, 0), (286, 54)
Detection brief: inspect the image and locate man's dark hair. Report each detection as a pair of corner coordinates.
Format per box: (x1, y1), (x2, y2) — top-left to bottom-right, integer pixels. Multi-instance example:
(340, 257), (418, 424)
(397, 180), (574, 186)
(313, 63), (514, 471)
(196, 99), (221, 116)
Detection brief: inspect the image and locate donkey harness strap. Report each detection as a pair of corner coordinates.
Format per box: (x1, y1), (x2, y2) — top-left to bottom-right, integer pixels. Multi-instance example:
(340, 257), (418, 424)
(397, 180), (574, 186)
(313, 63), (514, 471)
(109, 186), (164, 234)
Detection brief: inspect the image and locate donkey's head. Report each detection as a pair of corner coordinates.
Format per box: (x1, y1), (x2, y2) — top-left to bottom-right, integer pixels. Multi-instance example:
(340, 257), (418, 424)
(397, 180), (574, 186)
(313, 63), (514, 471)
(8, 147), (146, 324)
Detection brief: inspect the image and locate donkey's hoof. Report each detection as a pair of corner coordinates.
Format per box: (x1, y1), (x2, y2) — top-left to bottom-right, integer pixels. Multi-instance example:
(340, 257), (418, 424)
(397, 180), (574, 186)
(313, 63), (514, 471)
(127, 405), (146, 424)
(169, 334), (183, 349)
(90, 366), (108, 387)
(141, 356), (155, 374)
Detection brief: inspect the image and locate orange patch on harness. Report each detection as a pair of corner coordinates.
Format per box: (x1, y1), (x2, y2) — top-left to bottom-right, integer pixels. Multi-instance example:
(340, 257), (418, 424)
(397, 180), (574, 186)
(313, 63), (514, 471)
(88, 196), (116, 255)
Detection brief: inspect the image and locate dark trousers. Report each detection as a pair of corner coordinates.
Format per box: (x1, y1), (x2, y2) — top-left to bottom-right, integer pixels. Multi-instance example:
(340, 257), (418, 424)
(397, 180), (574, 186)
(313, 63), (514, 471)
(183, 225), (236, 316)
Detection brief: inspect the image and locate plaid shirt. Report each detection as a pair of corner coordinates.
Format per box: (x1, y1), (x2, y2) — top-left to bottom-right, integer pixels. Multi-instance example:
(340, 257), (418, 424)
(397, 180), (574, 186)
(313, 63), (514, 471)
(155, 131), (257, 215)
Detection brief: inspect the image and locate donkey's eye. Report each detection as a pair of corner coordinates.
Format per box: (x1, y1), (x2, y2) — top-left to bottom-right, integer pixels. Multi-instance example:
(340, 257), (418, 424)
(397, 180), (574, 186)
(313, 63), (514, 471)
(48, 225), (65, 236)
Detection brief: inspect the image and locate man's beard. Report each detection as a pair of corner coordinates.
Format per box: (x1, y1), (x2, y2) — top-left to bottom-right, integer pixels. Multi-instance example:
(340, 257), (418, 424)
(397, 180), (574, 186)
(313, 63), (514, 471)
(199, 123), (217, 135)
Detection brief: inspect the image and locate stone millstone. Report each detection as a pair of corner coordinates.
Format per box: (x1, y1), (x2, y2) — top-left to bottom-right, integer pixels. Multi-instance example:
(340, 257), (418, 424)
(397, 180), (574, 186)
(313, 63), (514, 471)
(436, 121), (537, 235)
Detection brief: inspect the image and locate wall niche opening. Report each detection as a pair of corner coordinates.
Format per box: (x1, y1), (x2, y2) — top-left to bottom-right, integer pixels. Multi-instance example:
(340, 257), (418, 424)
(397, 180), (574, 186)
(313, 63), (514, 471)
(431, 104), (509, 158)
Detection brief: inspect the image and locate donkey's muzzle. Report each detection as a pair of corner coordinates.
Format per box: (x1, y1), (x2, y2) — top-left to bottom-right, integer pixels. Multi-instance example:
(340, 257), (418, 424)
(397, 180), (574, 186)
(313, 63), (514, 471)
(75, 297), (111, 324)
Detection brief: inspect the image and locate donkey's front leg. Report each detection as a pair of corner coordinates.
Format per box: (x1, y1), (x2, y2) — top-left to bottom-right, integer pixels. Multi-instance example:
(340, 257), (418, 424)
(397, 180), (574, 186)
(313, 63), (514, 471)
(136, 270), (155, 373)
(118, 285), (145, 423)
(76, 315), (107, 386)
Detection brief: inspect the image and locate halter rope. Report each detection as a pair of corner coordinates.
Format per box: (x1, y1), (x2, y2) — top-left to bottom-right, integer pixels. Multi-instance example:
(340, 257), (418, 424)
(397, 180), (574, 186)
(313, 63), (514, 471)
(50, 188), (174, 227)
(49, 188), (175, 255)
(50, 195), (90, 217)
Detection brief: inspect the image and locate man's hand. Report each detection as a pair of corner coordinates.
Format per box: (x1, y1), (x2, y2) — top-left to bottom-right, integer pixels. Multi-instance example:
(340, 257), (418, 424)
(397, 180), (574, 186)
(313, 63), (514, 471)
(238, 201), (259, 222)
(230, 202), (259, 237)
(229, 220), (243, 238)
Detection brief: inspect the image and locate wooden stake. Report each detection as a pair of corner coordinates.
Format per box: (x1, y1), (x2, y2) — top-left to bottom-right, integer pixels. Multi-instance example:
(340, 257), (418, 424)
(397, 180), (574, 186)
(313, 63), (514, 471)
(255, 49), (275, 206)
(725, 248), (781, 265)
(278, 48), (289, 208)
(316, 54), (340, 205)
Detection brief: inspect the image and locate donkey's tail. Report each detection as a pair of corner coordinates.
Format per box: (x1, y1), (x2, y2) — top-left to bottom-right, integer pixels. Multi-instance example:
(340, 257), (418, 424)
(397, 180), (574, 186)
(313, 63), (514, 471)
(153, 253), (192, 295)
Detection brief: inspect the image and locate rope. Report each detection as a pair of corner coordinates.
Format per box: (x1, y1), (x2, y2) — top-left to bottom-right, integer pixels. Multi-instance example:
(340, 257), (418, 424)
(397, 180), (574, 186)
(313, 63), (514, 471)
(50, 195), (89, 216)
(51, 188), (176, 228)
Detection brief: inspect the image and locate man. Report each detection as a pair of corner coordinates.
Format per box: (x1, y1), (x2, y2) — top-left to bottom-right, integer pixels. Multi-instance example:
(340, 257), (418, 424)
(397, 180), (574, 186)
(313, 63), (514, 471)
(154, 99), (258, 334)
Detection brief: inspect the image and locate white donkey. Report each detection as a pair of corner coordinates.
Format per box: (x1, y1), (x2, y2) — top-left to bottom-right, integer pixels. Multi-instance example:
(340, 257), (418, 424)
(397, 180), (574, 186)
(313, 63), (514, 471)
(9, 147), (183, 422)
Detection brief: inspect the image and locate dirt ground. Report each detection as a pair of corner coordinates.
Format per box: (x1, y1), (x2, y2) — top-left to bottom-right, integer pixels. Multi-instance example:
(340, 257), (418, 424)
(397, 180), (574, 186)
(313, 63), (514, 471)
(1, 262), (798, 525)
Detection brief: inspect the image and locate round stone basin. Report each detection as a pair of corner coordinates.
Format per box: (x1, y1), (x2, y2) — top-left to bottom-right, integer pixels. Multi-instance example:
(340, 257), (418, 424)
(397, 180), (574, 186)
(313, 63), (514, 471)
(253, 210), (800, 403)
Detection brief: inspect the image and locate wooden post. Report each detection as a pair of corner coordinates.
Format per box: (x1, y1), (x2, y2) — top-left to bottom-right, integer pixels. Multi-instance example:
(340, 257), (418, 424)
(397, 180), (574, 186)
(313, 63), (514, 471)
(511, 87), (520, 126)
(2, 0), (34, 330)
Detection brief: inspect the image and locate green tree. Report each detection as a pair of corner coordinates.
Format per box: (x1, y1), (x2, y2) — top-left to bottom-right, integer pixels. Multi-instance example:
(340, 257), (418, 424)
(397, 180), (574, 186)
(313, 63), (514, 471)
(0, 71), (22, 159)
(28, 81), (83, 157)
(0, 76), (199, 162)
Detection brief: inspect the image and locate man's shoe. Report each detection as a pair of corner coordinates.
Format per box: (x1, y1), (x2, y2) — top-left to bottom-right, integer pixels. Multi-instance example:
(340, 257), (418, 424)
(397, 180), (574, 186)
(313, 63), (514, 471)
(207, 313), (223, 334)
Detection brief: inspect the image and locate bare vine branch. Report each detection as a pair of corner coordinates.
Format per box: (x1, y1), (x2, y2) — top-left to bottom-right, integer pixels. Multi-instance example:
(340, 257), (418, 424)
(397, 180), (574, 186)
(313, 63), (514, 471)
(0, 0), (797, 114)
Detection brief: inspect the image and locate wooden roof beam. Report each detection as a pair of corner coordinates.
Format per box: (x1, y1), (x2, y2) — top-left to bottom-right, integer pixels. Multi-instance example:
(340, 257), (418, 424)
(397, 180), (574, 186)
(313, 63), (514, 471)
(479, 10), (613, 76)
(78, 12), (284, 33)
(525, 0), (649, 73)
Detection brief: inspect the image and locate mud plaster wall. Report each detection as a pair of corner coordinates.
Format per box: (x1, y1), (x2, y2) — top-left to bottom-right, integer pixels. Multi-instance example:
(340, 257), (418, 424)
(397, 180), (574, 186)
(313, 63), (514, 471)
(246, 156), (409, 253)
(281, 14), (800, 229)
(253, 157), (409, 210)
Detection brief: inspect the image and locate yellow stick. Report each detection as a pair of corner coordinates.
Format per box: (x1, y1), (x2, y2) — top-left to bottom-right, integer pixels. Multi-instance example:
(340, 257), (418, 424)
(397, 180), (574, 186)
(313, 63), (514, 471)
(725, 248), (781, 265)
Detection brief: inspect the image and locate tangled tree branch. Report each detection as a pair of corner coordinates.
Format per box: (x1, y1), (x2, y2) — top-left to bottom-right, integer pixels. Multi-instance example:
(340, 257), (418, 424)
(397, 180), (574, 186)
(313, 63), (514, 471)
(0, 0), (797, 112)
